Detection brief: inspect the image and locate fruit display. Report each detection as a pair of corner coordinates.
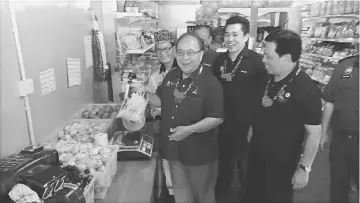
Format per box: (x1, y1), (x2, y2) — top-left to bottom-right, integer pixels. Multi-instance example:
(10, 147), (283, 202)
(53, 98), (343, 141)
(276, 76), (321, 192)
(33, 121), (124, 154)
(56, 142), (113, 173)
(53, 121), (109, 144)
(80, 104), (122, 119)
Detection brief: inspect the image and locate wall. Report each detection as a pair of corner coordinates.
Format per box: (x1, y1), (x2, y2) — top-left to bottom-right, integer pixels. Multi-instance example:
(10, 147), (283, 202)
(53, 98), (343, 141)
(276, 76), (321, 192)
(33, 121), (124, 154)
(0, 2), (93, 157)
(158, 4), (200, 35)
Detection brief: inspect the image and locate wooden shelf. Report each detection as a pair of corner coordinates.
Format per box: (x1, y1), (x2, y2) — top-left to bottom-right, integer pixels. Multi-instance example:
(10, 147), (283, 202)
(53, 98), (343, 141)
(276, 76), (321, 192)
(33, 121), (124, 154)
(126, 44), (154, 54)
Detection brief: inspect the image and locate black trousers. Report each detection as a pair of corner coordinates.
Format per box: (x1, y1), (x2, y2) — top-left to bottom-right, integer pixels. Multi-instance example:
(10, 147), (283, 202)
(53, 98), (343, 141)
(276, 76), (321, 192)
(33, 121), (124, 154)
(246, 141), (297, 203)
(330, 131), (359, 203)
(215, 119), (250, 200)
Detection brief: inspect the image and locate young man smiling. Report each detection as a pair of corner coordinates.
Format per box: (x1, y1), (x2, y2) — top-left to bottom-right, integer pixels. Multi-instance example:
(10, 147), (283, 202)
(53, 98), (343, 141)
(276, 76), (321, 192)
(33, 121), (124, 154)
(212, 16), (267, 201)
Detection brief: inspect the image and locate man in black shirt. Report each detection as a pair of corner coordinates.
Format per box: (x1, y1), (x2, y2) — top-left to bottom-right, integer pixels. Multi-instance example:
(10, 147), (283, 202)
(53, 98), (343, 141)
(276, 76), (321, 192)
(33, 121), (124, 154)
(321, 52), (359, 202)
(247, 30), (322, 203)
(212, 16), (268, 201)
(194, 25), (219, 70)
(147, 33), (224, 203)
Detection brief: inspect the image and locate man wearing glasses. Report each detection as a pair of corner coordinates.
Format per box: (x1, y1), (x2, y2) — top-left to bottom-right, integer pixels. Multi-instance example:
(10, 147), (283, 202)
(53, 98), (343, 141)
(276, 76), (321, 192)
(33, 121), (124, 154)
(146, 29), (178, 196)
(146, 33), (224, 203)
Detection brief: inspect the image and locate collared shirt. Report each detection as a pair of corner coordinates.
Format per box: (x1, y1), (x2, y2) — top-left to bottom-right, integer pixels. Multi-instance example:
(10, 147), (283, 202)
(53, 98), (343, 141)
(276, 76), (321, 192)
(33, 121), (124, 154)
(212, 47), (268, 124)
(252, 67), (322, 162)
(146, 60), (178, 118)
(202, 46), (219, 70)
(156, 66), (224, 165)
(323, 55), (359, 131)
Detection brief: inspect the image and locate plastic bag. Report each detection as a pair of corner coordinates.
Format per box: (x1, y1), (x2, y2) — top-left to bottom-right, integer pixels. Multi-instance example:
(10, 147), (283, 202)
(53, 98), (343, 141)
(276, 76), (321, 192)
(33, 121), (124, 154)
(327, 24), (340, 39)
(320, 1), (327, 16)
(325, 0), (333, 15)
(345, 0), (354, 14)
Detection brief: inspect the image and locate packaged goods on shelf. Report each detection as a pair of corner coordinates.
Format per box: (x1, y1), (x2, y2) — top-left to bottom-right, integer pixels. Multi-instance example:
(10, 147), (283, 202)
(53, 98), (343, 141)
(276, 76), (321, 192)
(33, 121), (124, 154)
(120, 33), (142, 50)
(319, 1), (327, 16)
(119, 31), (154, 51)
(310, 2), (321, 17)
(345, 0), (354, 14)
(354, 1), (359, 13)
(325, 1), (333, 15)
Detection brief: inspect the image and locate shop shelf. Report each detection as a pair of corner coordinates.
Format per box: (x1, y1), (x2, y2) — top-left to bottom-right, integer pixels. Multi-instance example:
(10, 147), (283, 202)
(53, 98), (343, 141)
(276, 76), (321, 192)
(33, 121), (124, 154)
(303, 14), (360, 20)
(126, 43), (155, 54)
(307, 37), (359, 43)
(116, 12), (142, 18)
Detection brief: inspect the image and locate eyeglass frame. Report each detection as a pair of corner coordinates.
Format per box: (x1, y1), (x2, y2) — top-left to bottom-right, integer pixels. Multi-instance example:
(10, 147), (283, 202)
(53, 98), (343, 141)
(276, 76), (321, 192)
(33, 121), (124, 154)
(176, 50), (202, 57)
(155, 45), (174, 54)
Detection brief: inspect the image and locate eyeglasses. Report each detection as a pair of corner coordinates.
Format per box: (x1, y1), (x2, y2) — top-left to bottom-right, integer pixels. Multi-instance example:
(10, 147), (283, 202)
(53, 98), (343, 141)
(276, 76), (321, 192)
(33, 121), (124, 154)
(155, 47), (173, 54)
(176, 50), (202, 57)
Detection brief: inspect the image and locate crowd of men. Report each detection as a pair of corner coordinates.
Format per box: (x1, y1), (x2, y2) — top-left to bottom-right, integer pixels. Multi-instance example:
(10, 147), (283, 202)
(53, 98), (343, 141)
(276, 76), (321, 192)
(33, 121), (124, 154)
(140, 16), (359, 203)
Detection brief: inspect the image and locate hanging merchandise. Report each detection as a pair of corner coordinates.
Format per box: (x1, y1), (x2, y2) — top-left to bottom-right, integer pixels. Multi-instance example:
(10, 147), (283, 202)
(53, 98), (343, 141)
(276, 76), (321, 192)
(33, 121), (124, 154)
(90, 10), (109, 82)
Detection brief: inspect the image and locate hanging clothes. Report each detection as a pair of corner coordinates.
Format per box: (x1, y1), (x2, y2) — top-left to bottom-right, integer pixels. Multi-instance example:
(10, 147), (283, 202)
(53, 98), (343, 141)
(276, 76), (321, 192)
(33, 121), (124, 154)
(90, 10), (109, 82)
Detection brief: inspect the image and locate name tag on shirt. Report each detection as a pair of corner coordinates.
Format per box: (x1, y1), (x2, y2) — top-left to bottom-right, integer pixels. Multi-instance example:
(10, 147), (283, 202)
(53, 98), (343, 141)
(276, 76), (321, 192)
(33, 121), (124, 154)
(341, 74), (351, 79)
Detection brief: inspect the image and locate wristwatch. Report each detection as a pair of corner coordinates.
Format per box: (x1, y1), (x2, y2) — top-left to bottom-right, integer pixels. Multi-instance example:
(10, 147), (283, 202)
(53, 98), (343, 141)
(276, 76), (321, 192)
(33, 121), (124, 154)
(299, 164), (312, 173)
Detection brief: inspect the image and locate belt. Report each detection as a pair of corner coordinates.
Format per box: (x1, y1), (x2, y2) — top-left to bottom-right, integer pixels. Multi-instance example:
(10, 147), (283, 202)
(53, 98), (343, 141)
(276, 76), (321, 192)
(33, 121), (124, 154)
(335, 131), (359, 141)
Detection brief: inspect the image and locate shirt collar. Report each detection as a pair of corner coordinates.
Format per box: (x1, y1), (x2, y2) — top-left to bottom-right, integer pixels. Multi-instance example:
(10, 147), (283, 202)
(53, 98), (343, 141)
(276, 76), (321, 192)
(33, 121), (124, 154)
(175, 65), (203, 80)
(226, 46), (249, 62)
(271, 65), (300, 86)
(159, 59), (178, 74)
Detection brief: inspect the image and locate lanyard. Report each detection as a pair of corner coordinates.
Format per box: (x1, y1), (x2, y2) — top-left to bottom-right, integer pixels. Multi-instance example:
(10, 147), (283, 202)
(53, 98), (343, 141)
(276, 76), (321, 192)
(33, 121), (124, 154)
(221, 56), (243, 77)
(264, 67), (301, 101)
(173, 66), (203, 104)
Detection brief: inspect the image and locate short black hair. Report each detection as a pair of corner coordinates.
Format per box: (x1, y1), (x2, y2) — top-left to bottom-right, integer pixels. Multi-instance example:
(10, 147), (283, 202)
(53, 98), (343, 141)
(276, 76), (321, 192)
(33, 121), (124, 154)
(176, 32), (204, 51)
(265, 30), (302, 62)
(225, 16), (250, 35)
(194, 25), (212, 37)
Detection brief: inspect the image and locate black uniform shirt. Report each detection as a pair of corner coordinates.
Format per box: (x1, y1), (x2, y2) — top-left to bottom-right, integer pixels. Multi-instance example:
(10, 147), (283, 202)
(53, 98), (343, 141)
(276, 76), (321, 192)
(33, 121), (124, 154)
(212, 47), (268, 124)
(323, 55), (359, 132)
(156, 66), (224, 165)
(252, 67), (323, 162)
(202, 46), (219, 71)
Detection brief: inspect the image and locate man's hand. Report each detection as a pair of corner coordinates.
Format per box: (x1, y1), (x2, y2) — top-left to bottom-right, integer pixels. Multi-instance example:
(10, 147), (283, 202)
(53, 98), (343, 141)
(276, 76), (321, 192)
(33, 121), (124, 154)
(320, 131), (330, 151)
(168, 126), (192, 141)
(292, 168), (309, 190)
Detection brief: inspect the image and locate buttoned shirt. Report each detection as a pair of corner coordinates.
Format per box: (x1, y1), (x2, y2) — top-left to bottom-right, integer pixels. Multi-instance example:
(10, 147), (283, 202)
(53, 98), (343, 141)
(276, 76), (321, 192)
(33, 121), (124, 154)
(156, 66), (224, 165)
(202, 46), (219, 71)
(323, 55), (359, 132)
(212, 47), (268, 124)
(146, 60), (178, 118)
(252, 67), (322, 162)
